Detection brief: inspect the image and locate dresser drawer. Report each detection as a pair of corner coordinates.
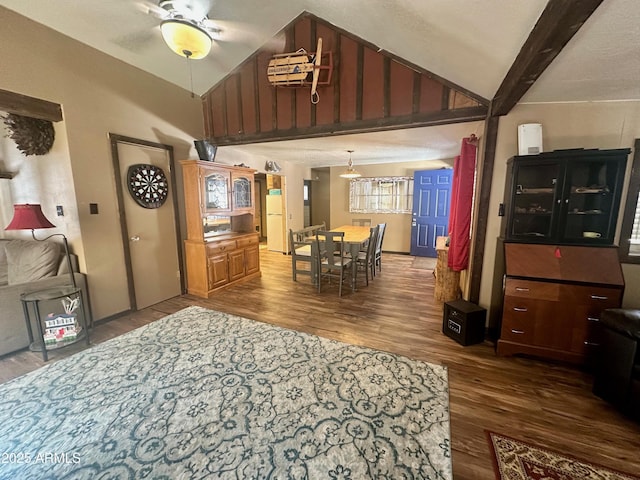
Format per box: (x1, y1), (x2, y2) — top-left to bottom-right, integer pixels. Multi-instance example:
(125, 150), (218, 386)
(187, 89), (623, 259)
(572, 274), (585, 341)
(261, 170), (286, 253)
(207, 240), (237, 255)
(236, 235), (259, 248)
(503, 296), (539, 319)
(504, 279), (560, 301)
(500, 317), (535, 344)
(570, 321), (603, 355)
(561, 284), (622, 307)
(501, 297), (538, 343)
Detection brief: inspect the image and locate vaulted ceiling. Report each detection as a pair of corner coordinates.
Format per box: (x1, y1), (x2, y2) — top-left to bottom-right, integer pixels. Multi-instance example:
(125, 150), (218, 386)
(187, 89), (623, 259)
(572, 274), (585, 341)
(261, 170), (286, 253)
(1, 0), (638, 166)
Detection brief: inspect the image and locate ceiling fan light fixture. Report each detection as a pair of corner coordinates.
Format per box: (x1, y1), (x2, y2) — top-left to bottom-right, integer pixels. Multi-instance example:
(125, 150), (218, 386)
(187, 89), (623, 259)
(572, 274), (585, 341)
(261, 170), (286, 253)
(339, 150), (361, 179)
(160, 18), (212, 59)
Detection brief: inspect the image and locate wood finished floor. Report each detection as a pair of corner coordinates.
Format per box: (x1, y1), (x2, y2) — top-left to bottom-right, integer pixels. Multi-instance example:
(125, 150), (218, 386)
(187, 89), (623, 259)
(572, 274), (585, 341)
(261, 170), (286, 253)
(2, 249), (639, 479)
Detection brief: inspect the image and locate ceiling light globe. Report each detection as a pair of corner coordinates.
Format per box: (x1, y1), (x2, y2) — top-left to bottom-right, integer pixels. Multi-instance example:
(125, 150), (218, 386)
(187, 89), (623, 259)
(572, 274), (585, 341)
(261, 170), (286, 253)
(160, 19), (212, 59)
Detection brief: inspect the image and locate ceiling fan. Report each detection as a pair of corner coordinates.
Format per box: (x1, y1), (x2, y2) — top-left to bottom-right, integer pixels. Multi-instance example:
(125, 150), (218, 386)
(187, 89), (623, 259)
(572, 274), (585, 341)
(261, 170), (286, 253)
(153, 0), (219, 59)
(126, 0), (285, 60)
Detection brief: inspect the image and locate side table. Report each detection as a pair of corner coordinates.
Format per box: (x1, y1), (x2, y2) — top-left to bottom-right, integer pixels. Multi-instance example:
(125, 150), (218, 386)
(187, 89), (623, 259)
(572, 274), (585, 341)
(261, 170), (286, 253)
(20, 286), (90, 361)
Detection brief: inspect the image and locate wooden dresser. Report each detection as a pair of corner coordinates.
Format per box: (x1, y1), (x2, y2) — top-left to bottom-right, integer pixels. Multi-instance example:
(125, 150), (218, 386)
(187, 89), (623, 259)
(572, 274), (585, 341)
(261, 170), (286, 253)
(181, 160), (260, 298)
(497, 243), (624, 365)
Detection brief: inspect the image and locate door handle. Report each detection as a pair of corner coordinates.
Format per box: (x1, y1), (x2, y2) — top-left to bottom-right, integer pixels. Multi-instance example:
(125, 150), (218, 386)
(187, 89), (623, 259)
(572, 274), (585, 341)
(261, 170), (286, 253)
(130, 235), (140, 242)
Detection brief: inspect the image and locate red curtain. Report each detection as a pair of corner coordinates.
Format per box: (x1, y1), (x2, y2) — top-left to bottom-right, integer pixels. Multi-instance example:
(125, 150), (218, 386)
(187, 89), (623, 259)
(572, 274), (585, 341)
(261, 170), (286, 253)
(447, 136), (478, 271)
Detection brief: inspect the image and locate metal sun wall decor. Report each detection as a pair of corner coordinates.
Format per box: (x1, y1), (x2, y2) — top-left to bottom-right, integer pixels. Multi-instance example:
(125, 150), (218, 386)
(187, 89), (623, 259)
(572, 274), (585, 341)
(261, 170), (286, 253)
(127, 164), (169, 209)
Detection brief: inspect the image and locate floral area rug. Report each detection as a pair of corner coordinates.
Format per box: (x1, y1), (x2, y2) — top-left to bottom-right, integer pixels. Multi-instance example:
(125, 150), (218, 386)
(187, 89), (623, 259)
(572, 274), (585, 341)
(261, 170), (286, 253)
(0, 306), (451, 479)
(487, 431), (639, 480)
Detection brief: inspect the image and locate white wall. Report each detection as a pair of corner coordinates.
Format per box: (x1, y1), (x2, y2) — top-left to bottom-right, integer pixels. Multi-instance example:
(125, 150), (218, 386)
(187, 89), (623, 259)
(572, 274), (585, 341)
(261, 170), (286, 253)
(479, 101), (640, 323)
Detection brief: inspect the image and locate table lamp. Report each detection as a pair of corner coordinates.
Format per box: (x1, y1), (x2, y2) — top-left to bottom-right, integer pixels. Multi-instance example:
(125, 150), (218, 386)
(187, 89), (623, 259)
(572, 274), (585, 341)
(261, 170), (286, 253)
(4, 203), (77, 288)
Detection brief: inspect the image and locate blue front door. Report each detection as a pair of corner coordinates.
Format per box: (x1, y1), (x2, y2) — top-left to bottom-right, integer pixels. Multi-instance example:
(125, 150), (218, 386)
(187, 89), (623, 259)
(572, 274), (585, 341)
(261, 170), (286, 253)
(410, 169), (453, 257)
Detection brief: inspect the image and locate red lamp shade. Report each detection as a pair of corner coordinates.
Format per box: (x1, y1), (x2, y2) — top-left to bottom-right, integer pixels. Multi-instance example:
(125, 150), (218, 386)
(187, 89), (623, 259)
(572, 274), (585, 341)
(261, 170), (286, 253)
(5, 204), (56, 231)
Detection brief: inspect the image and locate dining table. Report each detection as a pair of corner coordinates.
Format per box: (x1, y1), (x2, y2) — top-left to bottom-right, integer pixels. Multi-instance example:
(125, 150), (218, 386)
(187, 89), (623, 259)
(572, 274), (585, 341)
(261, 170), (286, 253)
(329, 225), (372, 290)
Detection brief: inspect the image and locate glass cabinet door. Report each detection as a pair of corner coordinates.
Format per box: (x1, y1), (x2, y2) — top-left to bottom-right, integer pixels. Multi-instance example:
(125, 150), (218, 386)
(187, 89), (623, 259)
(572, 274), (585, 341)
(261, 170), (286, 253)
(232, 175), (252, 209)
(561, 159), (620, 244)
(505, 149), (627, 246)
(509, 162), (561, 241)
(203, 172), (230, 211)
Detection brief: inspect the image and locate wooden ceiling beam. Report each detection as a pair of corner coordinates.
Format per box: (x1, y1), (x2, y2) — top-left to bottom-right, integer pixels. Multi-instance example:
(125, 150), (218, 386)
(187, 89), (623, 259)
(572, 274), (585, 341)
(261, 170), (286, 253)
(207, 106), (487, 146)
(491, 0), (604, 117)
(0, 88), (62, 122)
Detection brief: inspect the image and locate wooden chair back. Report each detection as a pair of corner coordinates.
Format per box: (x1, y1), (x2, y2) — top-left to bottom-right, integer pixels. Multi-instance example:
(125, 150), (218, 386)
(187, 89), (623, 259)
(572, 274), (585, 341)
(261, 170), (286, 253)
(352, 218), (372, 226)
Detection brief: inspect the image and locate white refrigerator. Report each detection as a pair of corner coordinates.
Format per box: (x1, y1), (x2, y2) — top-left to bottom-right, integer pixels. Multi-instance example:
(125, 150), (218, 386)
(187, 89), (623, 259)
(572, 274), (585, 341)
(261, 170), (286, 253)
(266, 194), (285, 252)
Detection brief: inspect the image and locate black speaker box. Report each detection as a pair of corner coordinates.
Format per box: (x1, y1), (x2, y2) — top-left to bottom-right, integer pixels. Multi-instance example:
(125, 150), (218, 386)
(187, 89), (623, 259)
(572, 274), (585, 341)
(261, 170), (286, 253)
(442, 299), (486, 346)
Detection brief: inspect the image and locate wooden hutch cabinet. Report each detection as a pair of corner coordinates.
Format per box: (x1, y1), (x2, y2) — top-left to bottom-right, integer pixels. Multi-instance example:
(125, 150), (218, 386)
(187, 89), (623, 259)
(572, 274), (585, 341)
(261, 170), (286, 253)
(181, 160), (260, 298)
(497, 148), (630, 365)
(503, 148), (629, 245)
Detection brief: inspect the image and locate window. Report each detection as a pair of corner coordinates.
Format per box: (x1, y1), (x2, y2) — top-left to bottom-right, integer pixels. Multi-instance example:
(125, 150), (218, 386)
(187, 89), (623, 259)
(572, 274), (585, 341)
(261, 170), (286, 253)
(619, 139), (640, 263)
(349, 177), (413, 214)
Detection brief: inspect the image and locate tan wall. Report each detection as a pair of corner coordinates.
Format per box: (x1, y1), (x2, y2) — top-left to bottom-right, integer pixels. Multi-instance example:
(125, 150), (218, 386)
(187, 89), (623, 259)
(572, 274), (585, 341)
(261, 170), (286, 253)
(0, 7), (203, 320)
(479, 101), (640, 324)
(311, 168), (331, 227)
(329, 159), (453, 253)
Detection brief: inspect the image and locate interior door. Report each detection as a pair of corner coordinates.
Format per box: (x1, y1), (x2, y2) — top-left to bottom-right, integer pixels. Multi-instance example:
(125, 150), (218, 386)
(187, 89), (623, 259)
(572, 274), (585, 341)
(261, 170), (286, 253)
(410, 169), (453, 257)
(111, 135), (182, 310)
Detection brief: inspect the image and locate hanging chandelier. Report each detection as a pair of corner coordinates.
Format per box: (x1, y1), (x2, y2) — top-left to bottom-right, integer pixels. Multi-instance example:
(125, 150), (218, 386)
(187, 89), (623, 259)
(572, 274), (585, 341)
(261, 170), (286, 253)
(339, 150), (361, 179)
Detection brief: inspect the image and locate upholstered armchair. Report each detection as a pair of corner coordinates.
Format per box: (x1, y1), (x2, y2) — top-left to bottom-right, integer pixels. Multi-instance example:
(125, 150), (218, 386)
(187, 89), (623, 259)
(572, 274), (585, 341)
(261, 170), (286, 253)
(593, 308), (640, 421)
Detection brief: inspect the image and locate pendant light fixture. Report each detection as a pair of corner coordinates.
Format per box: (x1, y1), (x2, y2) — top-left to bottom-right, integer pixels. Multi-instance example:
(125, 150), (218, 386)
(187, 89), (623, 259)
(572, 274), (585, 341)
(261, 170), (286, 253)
(339, 150), (361, 179)
(160, 18), (212, 59)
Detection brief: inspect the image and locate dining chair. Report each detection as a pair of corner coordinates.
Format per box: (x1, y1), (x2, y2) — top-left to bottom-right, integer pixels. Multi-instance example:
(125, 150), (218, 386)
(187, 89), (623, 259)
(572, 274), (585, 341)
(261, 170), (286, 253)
(289, 228), (313, 281)
(314, 231), (353, 296)
(351, 218), (372, 226)
(356, 225), (379, 286)
(374, 223), (387, 275)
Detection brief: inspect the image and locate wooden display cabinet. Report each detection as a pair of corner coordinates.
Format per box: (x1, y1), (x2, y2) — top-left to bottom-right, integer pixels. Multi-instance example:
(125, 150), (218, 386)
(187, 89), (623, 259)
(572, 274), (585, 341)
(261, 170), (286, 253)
(497, 242), (624, 365)
(181, 160), (260, 298)
(502, 148), (629, 245)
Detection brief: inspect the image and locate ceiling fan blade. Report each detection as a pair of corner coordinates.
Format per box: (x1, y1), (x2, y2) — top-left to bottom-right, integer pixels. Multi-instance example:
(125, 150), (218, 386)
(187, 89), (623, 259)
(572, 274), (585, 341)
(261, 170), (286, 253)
(208, 20), (286, 52)
(135, 0), (169, 20)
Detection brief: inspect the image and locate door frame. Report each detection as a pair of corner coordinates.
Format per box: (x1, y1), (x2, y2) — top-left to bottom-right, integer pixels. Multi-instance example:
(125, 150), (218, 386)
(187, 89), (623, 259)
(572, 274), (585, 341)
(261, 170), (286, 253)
(109, 133), (185, 310)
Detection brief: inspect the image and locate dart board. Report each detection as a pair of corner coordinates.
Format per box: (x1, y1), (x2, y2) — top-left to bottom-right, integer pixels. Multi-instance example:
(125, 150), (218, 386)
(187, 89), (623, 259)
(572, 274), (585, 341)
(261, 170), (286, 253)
(126, 164), (169, 209)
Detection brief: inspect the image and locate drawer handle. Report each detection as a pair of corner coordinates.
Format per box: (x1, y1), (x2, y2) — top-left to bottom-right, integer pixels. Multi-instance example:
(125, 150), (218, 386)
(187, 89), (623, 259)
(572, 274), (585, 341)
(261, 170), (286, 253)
(515, 287), (530, 292)
(513, 307), (528, 312)
(587, 317), (600, 322)
(511, 329), (525, 334)
(590, 295), (608, 300)
(584, 341), (600, 346)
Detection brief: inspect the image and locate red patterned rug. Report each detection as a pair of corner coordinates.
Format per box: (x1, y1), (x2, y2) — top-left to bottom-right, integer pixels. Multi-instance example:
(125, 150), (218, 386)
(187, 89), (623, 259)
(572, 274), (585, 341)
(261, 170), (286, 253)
(487, 431), (640, 480)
